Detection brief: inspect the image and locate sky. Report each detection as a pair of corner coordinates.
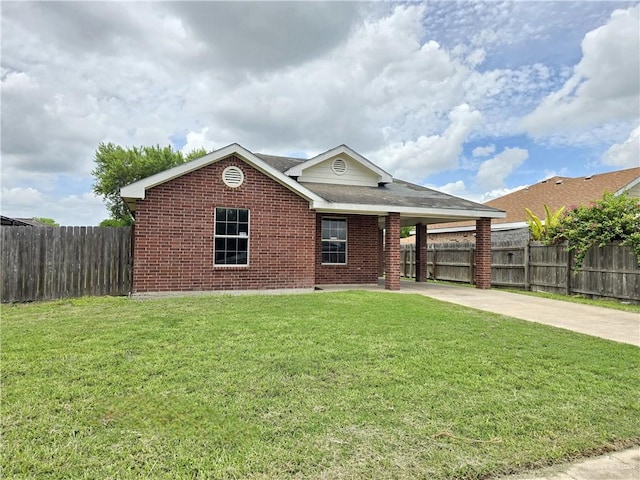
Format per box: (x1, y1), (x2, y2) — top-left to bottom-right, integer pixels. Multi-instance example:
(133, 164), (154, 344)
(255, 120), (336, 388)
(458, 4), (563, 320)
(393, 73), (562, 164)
(2, 1), (639, 226)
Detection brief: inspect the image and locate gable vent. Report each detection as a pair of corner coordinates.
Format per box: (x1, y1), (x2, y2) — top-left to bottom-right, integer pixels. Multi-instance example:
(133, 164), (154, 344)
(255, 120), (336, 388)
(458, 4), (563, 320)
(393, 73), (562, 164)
(222, 166), (244, 188)
(332, 158), (348, 176)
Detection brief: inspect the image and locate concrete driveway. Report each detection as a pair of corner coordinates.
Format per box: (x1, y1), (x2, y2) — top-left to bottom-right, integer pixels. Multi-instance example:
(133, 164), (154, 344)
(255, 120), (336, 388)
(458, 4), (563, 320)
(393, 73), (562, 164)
(399, 280), (640, 347)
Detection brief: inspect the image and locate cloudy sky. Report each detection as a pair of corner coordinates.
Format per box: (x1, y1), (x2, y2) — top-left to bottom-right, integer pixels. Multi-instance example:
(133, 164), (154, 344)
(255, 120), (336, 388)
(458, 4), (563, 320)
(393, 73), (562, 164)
(2, 1), (639, 226)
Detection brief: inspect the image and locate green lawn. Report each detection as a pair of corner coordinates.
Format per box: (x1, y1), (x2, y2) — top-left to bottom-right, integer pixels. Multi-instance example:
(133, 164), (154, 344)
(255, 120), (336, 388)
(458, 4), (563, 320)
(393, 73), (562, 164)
(2, 291), (639, 479)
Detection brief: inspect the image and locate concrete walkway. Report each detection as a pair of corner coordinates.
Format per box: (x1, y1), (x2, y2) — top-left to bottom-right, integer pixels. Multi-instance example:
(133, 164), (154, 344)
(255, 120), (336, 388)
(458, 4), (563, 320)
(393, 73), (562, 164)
(500, 447), (640, 480)
(318, 280), (640, 479)
(400, 281), (640, 347)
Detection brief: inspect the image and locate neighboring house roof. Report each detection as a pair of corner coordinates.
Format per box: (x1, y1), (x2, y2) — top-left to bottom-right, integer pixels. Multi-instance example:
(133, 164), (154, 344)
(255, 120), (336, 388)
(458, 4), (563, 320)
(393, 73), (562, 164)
(430, 166), (640, 233)
(400, 235), (416, 245)
(121, 143), (505, 225)
(0, 216), (48, 226)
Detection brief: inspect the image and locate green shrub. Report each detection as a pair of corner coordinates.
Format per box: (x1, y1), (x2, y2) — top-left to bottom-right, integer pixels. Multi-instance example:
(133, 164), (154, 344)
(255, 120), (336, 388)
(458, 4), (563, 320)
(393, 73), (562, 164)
(548, 192), (640, 268)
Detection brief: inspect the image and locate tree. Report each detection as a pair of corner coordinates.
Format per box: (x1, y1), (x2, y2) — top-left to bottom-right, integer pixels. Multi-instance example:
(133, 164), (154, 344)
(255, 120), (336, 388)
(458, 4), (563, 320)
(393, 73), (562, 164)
(524, 205), (565, 241)
(34, 217), (59, 226)
(92, 143), (207, 225)
(547, 192), (640, 268)
(99, 218), (130, 227)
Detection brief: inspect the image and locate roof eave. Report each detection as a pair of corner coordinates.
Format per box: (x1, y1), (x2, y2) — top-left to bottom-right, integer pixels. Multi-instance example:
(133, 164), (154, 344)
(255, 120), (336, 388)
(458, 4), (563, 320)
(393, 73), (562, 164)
(616, 176), (640, 195)
(429, 221), (529, 234)
(312, 201), (506, 220)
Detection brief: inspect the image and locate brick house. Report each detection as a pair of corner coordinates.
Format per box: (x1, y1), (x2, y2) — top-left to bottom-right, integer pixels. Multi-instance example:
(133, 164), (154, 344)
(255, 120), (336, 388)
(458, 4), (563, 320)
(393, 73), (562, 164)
(121, 144), (504, 295)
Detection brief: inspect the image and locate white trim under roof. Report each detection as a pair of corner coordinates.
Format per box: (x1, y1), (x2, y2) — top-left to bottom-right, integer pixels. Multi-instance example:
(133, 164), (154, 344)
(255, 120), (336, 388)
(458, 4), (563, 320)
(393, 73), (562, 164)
(120, 143), (326, 209)
(429, 221), (527, 234)
(285, 145), (393, 184)
(616, 176), (640, 195)
(312, 201), (506, 220)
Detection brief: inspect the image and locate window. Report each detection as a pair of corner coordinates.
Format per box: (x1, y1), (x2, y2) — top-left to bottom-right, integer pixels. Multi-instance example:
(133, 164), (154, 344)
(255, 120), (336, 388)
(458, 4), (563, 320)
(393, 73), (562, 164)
(214, 208), (249, 265)
(321, 218), (347, 264)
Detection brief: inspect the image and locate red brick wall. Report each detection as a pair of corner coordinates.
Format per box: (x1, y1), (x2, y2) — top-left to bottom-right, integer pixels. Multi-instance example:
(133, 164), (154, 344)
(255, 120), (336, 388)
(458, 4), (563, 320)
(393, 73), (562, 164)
(315, 214), (380, 285)
(385, 213), (401, 290)
(475, 217), (492, 289)
(132, 156), (316, 292)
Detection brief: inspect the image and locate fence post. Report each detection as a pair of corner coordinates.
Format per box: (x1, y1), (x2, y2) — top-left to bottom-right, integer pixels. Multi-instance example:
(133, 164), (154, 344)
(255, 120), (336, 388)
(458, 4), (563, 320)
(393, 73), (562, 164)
(524, 242), (530, 290)
(432, 249), (438, 280)
(469, 247), (475, 285)
(410, 243), (416, 279)
(566, 246), (573, 295)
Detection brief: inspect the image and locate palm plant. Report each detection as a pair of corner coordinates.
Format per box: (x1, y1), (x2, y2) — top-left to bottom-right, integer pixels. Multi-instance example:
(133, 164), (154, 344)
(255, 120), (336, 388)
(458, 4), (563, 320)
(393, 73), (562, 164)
(525, 204), (565, 241)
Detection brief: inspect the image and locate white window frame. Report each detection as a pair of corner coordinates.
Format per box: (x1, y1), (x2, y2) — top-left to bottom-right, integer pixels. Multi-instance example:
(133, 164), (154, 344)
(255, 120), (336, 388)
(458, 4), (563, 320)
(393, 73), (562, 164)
(214, 207), (250, 266)
(321, 217), (347, 265)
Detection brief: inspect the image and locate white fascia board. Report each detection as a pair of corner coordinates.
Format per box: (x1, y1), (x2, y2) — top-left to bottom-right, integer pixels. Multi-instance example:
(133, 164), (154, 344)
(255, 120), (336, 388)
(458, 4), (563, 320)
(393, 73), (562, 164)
(285, 145), (393, 183)
(120, 143), (325, 205)
(312, 201), (507, 219)
(429, 221), (528, 234)
(120, 144), (240, 199)
(615, 176), (640, 195)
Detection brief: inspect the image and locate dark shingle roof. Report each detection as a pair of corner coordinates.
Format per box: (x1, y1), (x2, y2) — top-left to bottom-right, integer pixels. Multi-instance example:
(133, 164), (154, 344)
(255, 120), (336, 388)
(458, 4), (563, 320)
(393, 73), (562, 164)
(254, 153), (304, 172)
(0, 216), (48, 226)
(300, 180), (500, 212)
(255, 152), (501, 214)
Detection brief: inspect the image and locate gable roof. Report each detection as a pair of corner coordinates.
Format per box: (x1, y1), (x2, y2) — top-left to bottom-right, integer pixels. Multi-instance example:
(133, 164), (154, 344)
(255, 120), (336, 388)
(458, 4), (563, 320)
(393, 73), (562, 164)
(120, 144), (326, 211)
(430, 166), (640, 233)
(121, 143), (505, 224)
(284, 144), (393, 184)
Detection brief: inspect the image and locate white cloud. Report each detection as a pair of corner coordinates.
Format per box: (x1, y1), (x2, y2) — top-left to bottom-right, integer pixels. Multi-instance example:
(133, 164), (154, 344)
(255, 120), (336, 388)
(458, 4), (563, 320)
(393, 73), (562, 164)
(476, 147), (529, 190)
(472, 144), (495, 157)
(477, 185), (528, 204)
(436, 180), (467, 197)
(371, 104), (482, 182)
(603, 126), (640, 168)
(1, 187), (44, 207)
(523, 5), (640, 136)
(430, 181), (527, 205)
(2, 1), (637, 224)
(1, 188), (107, 226)
(181, 128), (216, 155)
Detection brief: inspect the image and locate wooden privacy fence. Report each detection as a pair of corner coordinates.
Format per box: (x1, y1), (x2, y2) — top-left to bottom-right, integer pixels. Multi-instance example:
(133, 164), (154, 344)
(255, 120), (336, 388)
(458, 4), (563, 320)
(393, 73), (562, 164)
(401, 241), (640, 303)
(1, 227), (133, 303)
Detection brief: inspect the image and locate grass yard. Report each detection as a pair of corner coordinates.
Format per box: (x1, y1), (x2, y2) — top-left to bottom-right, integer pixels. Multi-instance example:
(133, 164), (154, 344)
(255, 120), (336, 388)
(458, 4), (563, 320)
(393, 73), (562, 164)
(2, 291), (639, 479)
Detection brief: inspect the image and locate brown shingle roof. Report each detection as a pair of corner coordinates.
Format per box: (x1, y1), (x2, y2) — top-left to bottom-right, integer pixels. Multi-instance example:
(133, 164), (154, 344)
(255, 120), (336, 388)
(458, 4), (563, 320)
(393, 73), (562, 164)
(433, 167), (640, 231)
